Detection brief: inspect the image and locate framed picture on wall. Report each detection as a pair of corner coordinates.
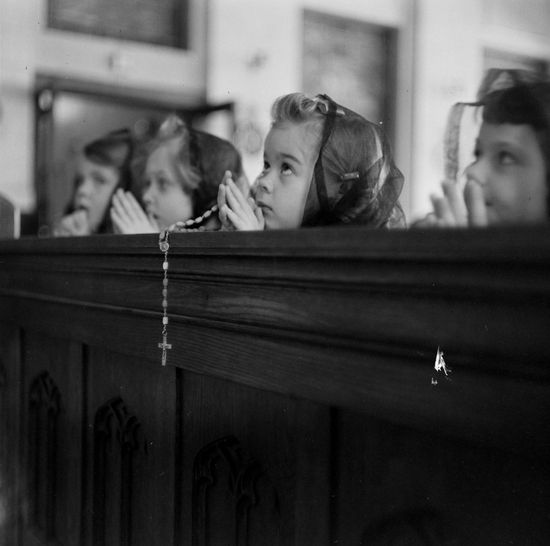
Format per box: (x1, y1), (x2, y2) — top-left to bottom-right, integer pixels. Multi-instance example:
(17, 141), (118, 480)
(47, 0), (190, 49)
(302, 10), (397, 141)
(37, 0), (207, 99)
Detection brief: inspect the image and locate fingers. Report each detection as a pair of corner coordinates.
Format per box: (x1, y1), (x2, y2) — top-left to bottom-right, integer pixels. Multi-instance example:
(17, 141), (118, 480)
(112, 190), (148, 222)
(235, 173), (251, 197)
(465, 180), (489, 226)
(253, 200), (265, 229)
(427, 180), (470, 228)
(217, 183), (234, 230)
(411, 212), (439, 229)
(224, 175), (250, 213)
(111, 190), (155, 233)
(55, 210), (90, 236)
(430, 194), (457, 227)
(442, 180), (468, 226)
(219, 173), (262, 230)
(110, 206), (127, 234)
(222, 205), (245, 230)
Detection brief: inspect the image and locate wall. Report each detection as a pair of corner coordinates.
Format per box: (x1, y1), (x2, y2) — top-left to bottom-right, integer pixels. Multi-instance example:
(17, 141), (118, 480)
(1, 0), (550, 221)
(0, 1), (37, 211)
(206, 0), (412, 208)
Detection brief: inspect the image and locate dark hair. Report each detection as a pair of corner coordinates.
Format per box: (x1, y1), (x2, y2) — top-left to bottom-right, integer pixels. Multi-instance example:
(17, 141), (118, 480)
(136, 114), (243, 219)
(481, 82), (550, 215)
(83, 128), (134, 193)
(67, 128), (134, 233)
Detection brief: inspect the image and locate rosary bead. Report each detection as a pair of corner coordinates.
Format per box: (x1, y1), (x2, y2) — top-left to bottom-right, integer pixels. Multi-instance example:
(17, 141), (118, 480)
(162, 316), (169, 325)
(163, 261), (169, 270)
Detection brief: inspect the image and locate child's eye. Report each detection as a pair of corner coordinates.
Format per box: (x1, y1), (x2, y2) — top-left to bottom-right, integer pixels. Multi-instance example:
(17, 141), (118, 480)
(157, 176), (170, 191)
(92, 174), (108, 186)
(258, 160), (270, 176)
(281, 162), (293, 175)
(497, 151), (515, 165)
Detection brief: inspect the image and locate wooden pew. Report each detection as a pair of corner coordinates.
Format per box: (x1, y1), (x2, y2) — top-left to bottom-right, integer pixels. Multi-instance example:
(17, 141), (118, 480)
(1, 227), (549, 545)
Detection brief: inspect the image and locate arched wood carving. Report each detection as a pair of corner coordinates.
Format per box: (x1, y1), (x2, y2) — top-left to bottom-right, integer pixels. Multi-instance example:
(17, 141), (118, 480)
(28, 370), (62, 541)
(192, 435), (281, 546)
(93, 396), (145, 546)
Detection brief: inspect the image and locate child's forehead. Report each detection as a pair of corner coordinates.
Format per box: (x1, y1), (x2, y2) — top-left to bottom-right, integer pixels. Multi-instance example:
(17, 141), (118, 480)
(479, 121), (539, 146)
(267, 121), (320, 153)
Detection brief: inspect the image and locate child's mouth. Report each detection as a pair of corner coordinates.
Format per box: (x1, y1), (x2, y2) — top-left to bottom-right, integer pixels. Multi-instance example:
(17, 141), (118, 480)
(256, 201), (272, 212)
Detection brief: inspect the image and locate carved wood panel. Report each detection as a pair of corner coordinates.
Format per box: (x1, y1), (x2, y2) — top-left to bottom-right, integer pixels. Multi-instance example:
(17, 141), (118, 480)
(85, 348), (177, 546)
(180, 370), (331, 545)
(2, 230), (550, 543)
(21, 333), (84, 546)
(192, 435), (281, 546)
(0, 321), (21, 545)
(28, 370), (62, 540)
(93, 397), (146, 546)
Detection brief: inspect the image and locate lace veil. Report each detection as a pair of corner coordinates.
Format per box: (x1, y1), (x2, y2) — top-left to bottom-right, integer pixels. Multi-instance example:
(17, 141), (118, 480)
(301, 94), (406, 228)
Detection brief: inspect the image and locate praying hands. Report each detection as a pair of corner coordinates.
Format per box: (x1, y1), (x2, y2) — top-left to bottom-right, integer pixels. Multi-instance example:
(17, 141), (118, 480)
(217, 171), (264, 231)
(416, 180), (488, 228)
(110, 189), (159, 234)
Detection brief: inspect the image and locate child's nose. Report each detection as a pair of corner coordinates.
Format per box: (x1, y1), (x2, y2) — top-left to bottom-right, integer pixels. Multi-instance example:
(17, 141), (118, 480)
(254, 172), (273, 194)
(76, 177), (94, 198)
(464, 159), (487, 186)
(142, 185), (154, 204)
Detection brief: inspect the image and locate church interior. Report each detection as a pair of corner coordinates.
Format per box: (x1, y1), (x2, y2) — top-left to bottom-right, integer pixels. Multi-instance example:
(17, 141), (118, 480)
(1, 1), (550, 544)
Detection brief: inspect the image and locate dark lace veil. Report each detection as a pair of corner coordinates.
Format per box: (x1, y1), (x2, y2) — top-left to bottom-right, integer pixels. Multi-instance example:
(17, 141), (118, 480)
(301, 94), (405, 228)
(136, 114), (243, 232)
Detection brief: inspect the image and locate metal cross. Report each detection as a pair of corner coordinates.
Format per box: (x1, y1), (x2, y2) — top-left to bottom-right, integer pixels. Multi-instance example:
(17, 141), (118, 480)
(158, 334), (172, 366)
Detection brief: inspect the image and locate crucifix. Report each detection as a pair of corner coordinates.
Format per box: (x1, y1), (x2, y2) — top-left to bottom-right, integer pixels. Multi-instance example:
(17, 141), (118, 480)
(158, 333), (172, 366)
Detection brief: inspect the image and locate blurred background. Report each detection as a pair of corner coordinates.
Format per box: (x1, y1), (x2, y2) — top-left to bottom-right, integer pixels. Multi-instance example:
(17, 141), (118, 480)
(1, 0), (550, 234)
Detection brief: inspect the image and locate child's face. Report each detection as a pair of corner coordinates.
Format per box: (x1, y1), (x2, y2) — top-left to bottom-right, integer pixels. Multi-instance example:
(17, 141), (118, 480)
(142, 142), (194, 230)
(73, 156), (120, 232)
(464, 122), (547, 224)
(251, 121), (318, 229)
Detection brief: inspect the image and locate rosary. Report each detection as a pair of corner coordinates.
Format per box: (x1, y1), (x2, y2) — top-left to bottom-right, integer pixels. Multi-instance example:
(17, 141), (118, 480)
(158, 230), (172, 366)
(156, 204), (219, 366)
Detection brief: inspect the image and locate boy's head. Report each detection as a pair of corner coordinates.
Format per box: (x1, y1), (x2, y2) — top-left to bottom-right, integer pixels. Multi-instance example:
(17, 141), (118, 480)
(72, 128), (134, 233)
(464, 81), (550, 224)
(252, 93), (405, 230)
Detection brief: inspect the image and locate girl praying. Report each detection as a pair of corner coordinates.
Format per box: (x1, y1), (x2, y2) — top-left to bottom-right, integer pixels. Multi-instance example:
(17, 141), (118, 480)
(111, 114), (245, 233)
(418, 70), (550, 227)
(217, 93), (405, 231)
(54, 129), (134, 237)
